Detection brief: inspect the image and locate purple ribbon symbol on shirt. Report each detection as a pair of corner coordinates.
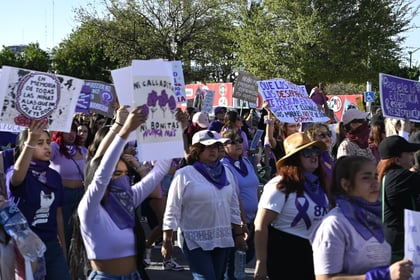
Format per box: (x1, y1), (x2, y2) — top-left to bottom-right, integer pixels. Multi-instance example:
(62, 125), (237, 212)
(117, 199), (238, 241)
(291, 197), (311, 229)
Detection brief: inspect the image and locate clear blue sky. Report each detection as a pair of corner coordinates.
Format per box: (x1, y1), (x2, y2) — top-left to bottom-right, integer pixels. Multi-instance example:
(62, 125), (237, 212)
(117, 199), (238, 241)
(1, 0), (420, 67)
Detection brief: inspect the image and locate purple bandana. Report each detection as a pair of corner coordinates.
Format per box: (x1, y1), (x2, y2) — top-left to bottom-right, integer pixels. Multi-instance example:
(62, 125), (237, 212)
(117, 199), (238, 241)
(336, 195), (384, 242)
(193, 161), (229, 189)
(66, 145), (77, 157)
(224, 155), (248, 177)
(29, 160), (50, 185)
(303, 172), (329, 209)
(102, 175), (135, 229)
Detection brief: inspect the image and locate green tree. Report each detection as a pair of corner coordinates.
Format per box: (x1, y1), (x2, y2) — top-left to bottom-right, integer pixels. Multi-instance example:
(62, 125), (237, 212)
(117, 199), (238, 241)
(235, 0), (417, 85)
(52, 21), (117, 81)
(18, 43), (51, 72)
(55, 0), (238, 83)
(0, 47), (18, 67)
(0, 44), (50, 71)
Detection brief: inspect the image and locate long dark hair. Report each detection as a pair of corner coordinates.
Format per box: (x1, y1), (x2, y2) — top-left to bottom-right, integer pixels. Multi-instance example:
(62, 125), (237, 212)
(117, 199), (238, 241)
(69, 156), (149, 280)
(330, 156), (374, 207)
(14, 129), (50, 162)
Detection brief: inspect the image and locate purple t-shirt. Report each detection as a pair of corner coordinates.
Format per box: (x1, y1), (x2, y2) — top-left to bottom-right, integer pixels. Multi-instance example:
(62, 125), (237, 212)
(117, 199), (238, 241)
(6, 167), (64, 241)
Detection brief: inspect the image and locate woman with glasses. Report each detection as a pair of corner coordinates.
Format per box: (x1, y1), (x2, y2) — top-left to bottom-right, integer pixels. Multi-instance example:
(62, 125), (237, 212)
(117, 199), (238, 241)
(222, 111), (250, 159)
(254, 132), (329, 280)
(305, 122), (335, 185)
(221, 129), (260, 279)
(336, 108), (376, 162)
(162, 130), (246, 280)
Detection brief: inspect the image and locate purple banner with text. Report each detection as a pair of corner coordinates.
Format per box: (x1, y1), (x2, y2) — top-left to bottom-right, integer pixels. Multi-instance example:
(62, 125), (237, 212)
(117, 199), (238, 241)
(379, 73), (420, 122)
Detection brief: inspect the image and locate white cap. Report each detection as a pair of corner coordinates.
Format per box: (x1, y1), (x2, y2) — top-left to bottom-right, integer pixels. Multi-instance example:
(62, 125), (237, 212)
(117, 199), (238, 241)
(192, 112), (210, 128)
(342, 108), (369, 125)
(192, 130), (229, 146)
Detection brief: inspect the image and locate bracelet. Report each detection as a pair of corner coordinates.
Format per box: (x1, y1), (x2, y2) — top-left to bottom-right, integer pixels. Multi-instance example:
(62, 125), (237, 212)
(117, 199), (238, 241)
(115, 121), (123, 126)
(24, 142), (36, 149)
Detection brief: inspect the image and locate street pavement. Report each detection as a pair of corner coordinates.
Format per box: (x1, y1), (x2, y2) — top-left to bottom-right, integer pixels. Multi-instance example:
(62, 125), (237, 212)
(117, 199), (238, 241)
(145, 243), (255, 280)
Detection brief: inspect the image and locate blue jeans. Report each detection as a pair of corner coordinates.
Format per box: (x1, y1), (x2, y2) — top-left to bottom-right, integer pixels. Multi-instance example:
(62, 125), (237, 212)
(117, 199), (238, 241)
(88, 270), (142, 280)
(224, 223), (255, 280)
(44, 239), (70, 280)
(62, 186), (84, 252)
(183, 242), (230, 280)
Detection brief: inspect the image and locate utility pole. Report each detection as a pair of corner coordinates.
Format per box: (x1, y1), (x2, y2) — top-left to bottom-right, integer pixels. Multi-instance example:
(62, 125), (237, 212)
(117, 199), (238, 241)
(409, 47), (420, 68)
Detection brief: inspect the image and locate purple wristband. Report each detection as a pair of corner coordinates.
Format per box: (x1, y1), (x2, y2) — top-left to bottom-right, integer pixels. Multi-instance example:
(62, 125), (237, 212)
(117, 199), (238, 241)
(365, 266), (390, 280)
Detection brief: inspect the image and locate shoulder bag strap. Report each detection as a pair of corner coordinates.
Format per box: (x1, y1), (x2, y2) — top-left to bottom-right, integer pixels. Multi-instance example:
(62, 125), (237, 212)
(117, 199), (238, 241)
(70, 157), (85, 186)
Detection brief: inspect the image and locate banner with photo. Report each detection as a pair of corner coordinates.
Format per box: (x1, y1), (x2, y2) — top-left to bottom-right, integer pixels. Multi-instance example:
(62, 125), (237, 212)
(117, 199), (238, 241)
(0, 66), (83, 132)
(379, 73), (420, 122)
(131, 59), (184, 161)
(257, 78), (330, 123)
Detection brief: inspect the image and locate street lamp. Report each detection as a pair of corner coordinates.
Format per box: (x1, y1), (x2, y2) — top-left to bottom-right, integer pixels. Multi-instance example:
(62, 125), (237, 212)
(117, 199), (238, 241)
(409, 47), (420, 68)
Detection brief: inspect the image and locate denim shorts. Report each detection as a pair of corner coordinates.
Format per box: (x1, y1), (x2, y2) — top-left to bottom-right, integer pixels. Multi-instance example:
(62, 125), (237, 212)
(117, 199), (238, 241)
(88, 270), (142, 280)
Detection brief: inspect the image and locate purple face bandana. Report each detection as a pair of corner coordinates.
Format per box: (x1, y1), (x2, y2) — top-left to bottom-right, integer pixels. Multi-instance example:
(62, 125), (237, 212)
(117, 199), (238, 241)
(102, 175), (135, 229)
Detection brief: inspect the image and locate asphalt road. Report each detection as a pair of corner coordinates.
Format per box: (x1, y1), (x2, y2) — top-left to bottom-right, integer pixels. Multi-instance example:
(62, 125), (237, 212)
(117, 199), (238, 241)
(145, 244), (255, 280)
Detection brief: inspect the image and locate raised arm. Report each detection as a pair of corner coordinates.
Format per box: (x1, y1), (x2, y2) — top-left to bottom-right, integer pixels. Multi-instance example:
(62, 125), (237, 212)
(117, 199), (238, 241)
(91, 105), (130, 162)
(11, 119), (48, 187)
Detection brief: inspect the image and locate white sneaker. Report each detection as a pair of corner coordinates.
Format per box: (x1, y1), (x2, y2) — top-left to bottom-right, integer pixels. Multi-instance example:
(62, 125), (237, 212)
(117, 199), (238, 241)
(143, 248), (152, 267)
(163, 258), (184, 271)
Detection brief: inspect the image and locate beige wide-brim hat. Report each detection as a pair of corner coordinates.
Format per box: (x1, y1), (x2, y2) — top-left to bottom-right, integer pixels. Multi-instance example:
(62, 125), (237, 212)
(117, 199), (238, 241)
(276, 132), (326, 169)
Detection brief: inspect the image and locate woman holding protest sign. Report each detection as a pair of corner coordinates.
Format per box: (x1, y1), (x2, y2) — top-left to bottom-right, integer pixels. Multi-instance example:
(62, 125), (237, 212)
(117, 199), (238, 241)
(6, 119), (70, 280)
(262, 101), (301, 178)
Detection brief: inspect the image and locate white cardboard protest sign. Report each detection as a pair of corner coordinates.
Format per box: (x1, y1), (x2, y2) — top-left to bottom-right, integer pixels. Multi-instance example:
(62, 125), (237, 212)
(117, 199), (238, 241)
(404, 209), (420, 278)
(0, 66), (83, 132)
(257, 78), (329, 123)
(131, 60), (184, 161)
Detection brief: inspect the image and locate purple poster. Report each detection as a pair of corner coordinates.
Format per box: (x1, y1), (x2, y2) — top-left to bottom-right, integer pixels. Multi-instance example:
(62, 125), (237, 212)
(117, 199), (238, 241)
(379, 73), (420, 122)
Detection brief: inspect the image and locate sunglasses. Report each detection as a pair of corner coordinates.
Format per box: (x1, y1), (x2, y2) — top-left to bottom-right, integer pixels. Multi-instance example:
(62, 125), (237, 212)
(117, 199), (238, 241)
(225, 138), (244, 145)
(316, 131), (332, 139)
(301, 147), (321, 158)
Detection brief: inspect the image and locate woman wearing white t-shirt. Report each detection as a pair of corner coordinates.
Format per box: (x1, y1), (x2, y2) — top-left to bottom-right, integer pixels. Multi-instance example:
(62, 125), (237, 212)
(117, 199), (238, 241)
(311, 156), (413, 280)
(254, 132), (329, 280)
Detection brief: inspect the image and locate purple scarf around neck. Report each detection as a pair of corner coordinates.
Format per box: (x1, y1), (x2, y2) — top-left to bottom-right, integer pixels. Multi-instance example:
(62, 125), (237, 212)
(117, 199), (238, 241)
(224, 155), (248, 177)
(28, 160), (51, 185)
(193, 161), (229, 189)
(303, 171), (329, 209)
(102, 175), (135, 229)
(66, 144), (77, 157)
(336, 195), (384, 242)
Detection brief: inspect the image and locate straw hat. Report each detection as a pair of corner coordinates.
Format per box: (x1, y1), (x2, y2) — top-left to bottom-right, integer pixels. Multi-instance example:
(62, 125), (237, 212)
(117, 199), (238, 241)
(276, 132), (326, 168)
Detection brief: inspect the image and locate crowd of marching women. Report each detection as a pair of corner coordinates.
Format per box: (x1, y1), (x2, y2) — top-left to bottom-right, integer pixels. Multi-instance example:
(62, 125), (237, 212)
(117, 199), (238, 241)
(1, 86), (419, 280)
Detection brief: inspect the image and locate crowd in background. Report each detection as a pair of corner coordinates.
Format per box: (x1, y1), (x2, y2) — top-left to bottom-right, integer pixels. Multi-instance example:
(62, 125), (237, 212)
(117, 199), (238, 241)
(0, 84), (419, 280)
